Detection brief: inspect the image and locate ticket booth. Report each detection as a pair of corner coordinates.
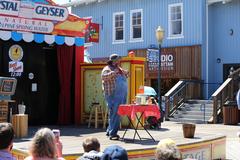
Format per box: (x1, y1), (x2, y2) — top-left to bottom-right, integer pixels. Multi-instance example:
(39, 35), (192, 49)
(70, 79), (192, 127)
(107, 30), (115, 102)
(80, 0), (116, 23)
(77, 56), (145, 125)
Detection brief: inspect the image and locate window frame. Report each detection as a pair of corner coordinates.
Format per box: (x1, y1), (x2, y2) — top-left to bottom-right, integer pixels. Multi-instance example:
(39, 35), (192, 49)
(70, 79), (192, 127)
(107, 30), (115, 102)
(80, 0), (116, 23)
(130, 9), (143, 42)
(112, 11), (125, 44)
(168, 3), (184, 39)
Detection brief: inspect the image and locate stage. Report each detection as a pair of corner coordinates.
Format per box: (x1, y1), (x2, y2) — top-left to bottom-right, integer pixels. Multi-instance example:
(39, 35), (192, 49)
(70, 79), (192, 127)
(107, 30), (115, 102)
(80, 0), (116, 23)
(12, 121), (229, 160)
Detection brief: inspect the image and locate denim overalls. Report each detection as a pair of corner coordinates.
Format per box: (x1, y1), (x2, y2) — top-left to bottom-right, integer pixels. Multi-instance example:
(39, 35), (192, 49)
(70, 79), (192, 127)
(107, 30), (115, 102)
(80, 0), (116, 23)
(105, 74), (127, 137)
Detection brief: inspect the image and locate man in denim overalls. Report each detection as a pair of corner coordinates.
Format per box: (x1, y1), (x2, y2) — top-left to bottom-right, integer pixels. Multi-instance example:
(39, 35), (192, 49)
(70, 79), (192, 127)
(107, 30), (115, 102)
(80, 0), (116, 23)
(101, 54), (128, 140)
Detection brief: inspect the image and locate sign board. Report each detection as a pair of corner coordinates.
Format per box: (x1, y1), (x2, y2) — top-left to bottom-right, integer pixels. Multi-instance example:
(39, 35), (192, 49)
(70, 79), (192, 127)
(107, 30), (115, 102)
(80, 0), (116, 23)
(147, 48), (176, 72)
(0, 0), (68, 21)
(0, 0), (20, 16)
(0, 16), (54, 33)
(0, 0), (93, 38)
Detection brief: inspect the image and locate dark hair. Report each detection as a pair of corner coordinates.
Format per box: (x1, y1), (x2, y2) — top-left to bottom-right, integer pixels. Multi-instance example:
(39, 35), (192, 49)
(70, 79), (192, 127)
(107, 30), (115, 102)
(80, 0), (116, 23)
(82, 137), (100, 152)
(0, 123), (14, 149)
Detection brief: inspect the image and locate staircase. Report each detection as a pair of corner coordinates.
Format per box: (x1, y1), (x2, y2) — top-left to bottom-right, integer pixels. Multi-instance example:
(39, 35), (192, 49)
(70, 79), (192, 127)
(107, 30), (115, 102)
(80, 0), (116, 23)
(169, 100), (213, 124)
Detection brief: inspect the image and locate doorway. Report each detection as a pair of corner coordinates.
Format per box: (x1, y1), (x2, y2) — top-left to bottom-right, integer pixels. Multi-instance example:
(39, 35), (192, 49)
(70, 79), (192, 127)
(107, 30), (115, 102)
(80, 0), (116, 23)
(0, 40), (60, 125)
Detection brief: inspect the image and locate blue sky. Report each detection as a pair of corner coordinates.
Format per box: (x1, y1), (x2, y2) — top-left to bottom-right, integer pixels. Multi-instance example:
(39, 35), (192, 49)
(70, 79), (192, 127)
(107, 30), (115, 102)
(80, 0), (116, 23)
(54, 0), (70, 4)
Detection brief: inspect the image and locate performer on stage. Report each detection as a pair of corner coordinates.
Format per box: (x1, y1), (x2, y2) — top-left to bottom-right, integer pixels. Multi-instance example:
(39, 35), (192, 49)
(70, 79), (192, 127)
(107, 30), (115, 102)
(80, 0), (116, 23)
(101, 54), (128, 140)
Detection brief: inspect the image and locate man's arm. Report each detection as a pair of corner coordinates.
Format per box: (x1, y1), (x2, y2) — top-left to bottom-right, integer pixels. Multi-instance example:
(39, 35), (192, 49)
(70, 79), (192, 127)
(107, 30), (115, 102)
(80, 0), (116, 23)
(101, 66), (117, 81)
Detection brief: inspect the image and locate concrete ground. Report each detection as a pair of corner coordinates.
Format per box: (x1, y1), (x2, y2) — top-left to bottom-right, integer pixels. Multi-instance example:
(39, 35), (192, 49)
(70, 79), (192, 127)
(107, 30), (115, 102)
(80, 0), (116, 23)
(13, 121), (240, 160)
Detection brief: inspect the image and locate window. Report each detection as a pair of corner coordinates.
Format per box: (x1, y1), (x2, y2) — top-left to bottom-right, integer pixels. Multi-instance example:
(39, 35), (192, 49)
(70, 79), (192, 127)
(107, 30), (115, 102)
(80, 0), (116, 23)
(113, 12), (125, 43)
(168, 3), (183, 38)
(130, 9), (143, 42)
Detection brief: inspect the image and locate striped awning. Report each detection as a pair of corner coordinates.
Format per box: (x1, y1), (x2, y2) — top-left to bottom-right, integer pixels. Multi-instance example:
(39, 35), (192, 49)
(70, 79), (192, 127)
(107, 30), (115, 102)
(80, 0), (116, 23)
(0, 30), (84, 46)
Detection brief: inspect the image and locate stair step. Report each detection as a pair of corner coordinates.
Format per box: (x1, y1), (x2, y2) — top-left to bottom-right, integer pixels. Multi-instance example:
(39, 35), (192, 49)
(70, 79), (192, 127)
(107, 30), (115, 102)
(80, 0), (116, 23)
(176, 111), (212, 116)
(169, 99), (214, 124)
(169, 117), (208, 124)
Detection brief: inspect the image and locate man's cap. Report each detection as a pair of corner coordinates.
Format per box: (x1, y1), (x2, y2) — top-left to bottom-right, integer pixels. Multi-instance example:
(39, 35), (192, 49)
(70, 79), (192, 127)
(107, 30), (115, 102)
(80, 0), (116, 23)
(108, 54), (121, 62)
(101, 145), (128, 160)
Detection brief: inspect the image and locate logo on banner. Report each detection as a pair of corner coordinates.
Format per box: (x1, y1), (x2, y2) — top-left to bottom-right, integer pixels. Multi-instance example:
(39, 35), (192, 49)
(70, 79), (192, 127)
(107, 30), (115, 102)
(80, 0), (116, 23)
(0, 0), (68, 21)
(8, 44), (24, 77)
(147, 48), (175, 72)
(0, 16), (54, 33)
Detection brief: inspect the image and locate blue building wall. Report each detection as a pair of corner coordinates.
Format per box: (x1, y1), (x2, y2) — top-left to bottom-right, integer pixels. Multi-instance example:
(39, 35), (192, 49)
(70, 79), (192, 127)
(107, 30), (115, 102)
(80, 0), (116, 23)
(208, 0), (240, 95)
(71, 0), (238, 98)
(72, 0), (204, 58)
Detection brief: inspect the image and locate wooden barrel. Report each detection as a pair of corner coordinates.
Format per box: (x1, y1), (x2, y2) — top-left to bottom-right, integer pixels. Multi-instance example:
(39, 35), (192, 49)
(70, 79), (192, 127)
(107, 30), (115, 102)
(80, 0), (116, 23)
(182, 123), (196, 138)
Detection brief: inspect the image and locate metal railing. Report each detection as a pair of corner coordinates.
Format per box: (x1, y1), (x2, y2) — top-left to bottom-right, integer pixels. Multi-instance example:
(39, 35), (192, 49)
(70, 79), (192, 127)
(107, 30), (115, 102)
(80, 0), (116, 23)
(210, 68), (240, 123)
(163, 79), (203, 120)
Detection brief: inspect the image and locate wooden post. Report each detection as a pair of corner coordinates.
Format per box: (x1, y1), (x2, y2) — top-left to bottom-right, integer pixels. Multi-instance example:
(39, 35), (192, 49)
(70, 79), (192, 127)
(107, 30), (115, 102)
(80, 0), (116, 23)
(213, 97), (217, 124)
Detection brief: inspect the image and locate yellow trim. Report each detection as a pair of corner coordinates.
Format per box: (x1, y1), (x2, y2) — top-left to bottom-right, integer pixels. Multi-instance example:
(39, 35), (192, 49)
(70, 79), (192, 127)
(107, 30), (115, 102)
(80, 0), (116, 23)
(128, 149), (155, 156)
(122, 57), (146, 61)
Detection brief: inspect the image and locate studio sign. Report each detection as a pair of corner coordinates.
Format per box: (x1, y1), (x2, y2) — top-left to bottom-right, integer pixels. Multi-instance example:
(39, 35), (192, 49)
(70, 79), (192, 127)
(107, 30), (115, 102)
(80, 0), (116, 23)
(0, 0), (68, 21)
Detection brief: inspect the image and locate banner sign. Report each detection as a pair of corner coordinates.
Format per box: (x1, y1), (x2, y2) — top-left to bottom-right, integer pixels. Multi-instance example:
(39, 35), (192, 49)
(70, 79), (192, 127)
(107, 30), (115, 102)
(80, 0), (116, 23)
(0, 0), (68, 21)
(147, 48), (175, 72)
(0, 15), (54, 33)
(0, 0), (21, 16)
(85, 22), (100, 43)
(0, 0), (95, 38)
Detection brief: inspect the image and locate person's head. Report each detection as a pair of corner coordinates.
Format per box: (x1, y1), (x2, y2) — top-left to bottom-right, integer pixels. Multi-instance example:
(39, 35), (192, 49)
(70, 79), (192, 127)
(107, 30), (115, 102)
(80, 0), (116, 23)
(0, 123), (14, 151)
(30, 128), (57, 158)
(107, 54), (121, 67)
(82, 137), (100, 152)
(155, 138), (181, 160)
(101, 145), (128, 160)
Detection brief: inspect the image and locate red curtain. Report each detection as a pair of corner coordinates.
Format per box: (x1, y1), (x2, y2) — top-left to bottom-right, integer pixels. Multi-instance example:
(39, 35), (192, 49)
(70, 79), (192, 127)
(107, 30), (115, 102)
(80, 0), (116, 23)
(57, 45), (74, 125)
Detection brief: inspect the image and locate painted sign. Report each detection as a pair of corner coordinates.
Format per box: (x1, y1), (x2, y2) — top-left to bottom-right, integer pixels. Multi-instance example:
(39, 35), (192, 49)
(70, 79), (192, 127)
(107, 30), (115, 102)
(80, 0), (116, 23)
(0, 0), (93, 37)
(85, 22), (99, 43)
(0, 0), (68, 21)
(9, 44), (23, 61)
(147, 49), (175, 72)
(0, 15), (54, 33)
(33, 3), (68, 21)
(8, 44), (24, 77)
(0, 0), (20, 16)
(9, 61), (23, 73)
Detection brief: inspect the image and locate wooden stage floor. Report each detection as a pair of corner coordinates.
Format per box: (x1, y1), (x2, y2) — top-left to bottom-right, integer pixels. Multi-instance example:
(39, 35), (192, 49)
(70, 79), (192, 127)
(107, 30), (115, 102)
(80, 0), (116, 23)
(13, 121), (239, 160)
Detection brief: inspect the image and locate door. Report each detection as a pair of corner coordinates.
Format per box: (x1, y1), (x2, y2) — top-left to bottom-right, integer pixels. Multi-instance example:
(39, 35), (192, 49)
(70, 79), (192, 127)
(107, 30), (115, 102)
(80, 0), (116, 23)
(0, 40), (59, 125)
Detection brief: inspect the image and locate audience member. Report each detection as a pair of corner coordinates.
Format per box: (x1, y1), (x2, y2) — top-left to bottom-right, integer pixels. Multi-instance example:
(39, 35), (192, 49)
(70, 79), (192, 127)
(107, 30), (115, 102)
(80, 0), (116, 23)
(155, 138), (181, 160)
(236, 82), (240, 110)
(0, 123), (16, 160)
(24, 128), (64, 160)
(77, 137), (103, 160)
(101, 145), (128, 160)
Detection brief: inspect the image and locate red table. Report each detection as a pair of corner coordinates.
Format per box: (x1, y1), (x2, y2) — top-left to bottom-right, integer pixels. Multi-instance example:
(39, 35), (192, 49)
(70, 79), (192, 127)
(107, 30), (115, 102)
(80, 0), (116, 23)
(118, 104), (161, 141)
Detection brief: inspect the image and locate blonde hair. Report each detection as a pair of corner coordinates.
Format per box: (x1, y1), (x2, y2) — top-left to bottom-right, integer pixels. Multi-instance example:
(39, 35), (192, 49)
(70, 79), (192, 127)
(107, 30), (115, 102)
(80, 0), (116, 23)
(30, 128), (57, 159)
(155, 138), (181, 160)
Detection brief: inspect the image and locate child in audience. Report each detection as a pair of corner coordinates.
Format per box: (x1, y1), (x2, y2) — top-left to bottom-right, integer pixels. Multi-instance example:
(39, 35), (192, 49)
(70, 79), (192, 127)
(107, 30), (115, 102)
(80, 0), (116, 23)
(77, 137), (103, 160)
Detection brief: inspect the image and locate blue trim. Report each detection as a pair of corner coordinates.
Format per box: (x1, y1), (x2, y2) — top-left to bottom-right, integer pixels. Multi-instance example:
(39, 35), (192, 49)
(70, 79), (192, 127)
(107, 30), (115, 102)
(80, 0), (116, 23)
(34, 34), (44, 43)
(55, 36), (65, 45)
(75, 38), (84, 46)
(8, 31), (84, 46)
(11, 32), (22, 42)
